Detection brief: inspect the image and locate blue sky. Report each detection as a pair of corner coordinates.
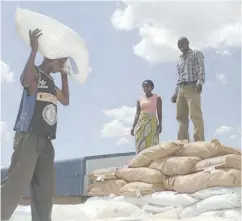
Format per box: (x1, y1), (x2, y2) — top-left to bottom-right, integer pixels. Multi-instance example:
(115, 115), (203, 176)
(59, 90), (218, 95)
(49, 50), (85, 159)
(1, 1), (241, 168)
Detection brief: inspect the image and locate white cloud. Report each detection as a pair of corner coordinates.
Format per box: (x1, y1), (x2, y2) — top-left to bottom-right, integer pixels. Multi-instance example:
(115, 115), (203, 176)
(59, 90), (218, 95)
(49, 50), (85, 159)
(101, 106), (135, 145)
(216, 73), (228, 84)
(230, 135), (236, 139)
(101, 120), (130, 138)
(215, 125), (233, 135)
(116, 137), (130, 146)
(102, 106), (135, 124)
(1, 121), (12, 145)
(111, 1), (241, 63)
(216, 50), (231, 56)
(111, 4), (135, 31)
(0, 60), (14, 83)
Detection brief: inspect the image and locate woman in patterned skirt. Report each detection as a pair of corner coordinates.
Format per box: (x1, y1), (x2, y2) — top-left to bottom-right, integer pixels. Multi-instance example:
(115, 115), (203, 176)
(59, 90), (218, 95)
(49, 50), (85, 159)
(131, 80), (162, 153)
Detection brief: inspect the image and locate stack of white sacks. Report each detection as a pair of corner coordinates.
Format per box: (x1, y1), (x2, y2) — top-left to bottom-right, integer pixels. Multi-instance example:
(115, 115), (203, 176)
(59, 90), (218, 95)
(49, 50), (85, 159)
(88, 139), (241, 220)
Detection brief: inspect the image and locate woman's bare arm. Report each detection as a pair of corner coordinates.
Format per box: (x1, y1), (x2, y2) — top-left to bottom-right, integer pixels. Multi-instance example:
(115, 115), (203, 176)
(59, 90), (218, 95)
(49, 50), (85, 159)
(157, 97), (162, 130)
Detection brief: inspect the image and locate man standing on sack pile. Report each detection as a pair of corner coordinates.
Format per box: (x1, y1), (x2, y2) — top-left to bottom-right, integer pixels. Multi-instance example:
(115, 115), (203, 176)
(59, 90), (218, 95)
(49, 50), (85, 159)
(171, 37), (205, 142)
(1, 28), (69, 221)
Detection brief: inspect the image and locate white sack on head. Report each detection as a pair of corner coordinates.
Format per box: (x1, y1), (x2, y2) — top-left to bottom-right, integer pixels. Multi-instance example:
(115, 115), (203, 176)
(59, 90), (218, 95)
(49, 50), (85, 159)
(15, 7), (89, 84)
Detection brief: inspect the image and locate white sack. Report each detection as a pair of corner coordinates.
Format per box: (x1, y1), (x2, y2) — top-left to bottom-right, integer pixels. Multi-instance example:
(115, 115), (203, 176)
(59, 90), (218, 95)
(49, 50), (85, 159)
(99, 218), (143, 221)
(149, 191), (197, 207)
(80, 200), (147, 219)
(9, 206), (31, 221)
(112, 194), (152, 207)
(52, 204), (92, 221)
(86, 196), (114, 202)
(179, 192), (241, 218)
(199, 208), (241, 221)
(15, 7), (89, 84)
(10, 205), (93, 221)
(148, 208), (179, 219)
(143, 215), (227, 221)
(142, 203), (175, 214)
(192, 187), (242, 200)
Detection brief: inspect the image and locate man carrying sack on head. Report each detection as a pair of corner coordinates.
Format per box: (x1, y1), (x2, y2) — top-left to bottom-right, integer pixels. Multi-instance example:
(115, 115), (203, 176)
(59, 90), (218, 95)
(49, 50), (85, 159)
(1, 29), (70, 221)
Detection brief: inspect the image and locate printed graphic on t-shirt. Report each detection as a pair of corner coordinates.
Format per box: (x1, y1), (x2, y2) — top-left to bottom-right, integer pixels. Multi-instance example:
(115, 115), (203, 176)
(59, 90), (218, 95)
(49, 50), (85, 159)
(37, 92), (57, 105)
(42, 104), (57, 126)
(38, 79), (48, 89)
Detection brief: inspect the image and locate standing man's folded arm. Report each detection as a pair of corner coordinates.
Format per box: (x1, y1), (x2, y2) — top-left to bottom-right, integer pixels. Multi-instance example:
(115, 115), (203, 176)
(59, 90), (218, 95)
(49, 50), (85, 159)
(195, 51), (205, 85)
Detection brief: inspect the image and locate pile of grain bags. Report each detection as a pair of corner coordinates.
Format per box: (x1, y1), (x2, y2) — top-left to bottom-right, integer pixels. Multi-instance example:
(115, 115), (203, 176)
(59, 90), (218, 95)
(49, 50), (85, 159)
(163, 140), (241, 193)
(139, 140), (241, 218)
(87, 141), (183, 197)
(87, 139), (241, 219)
(88, 167), (126, 196)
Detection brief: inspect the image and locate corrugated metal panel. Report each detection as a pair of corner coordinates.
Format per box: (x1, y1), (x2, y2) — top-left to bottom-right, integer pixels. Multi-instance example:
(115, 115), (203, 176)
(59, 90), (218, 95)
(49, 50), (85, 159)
(83, 151), (135, 173)
(55, 158), (84, 196)
(83, 152), (135, 161)
(1, 158), (84, 197)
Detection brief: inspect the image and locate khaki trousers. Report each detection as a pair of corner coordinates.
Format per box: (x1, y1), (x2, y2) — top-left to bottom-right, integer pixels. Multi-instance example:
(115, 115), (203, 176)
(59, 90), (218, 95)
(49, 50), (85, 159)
(1, 131), (55, 221)
(176, 84), (205, 141)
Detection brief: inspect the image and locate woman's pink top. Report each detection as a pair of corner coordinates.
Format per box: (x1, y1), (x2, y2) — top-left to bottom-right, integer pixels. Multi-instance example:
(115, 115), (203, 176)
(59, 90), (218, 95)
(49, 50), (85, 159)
(139, 94), (160, 113)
